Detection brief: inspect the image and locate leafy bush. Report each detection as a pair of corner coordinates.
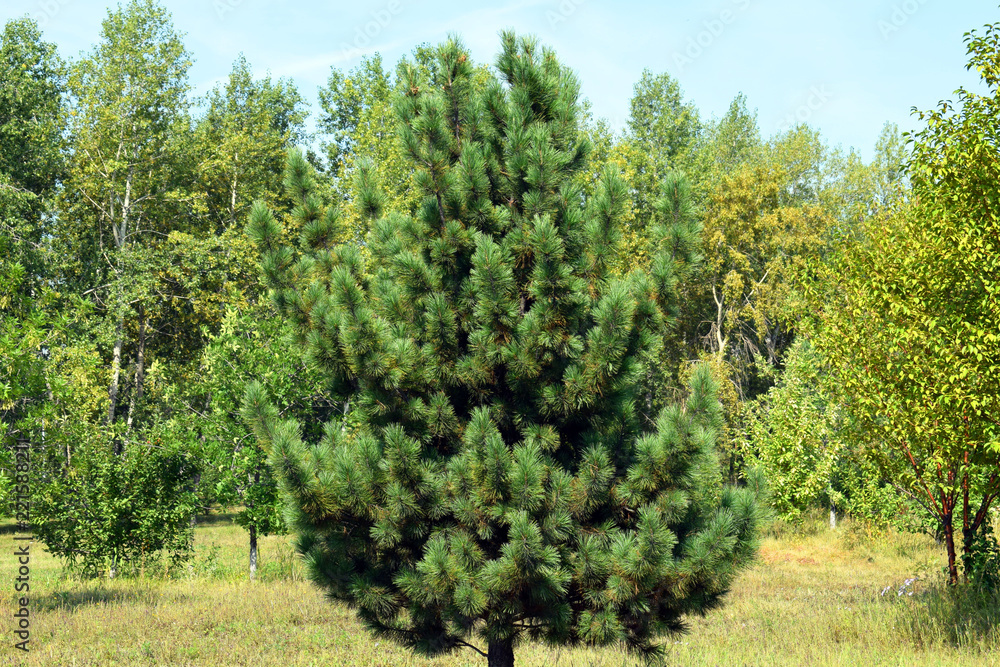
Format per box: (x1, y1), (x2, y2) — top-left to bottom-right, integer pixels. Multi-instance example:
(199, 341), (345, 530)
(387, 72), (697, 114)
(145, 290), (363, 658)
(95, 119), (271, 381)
(743, 338), (842, 524)
(34, 433), (198, 578)
(962, 524), (1000, 591)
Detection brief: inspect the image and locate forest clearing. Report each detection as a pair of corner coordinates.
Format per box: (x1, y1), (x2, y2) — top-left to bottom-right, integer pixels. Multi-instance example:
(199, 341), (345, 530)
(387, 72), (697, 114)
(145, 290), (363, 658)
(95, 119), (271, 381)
(3, 513), (999, 666)
(3, 1), (1000, 665)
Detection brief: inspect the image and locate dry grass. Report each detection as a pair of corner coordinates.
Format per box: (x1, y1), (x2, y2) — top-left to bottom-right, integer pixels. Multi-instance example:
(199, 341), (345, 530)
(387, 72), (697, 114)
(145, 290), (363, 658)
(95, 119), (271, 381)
(0, 514), (997, 666)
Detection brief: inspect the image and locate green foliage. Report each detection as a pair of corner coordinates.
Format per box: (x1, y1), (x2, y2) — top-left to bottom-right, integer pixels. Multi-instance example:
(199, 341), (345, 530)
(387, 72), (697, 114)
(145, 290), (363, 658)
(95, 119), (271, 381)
(53, 0), (196, 438)
(316, 50), (495, 253)
(820, 122), (910, 237)
(0, 274), (50, 514)
(744, 338), (843, 524)
(700, 125), (832, 370)
(247, 34), (760, 664)
(193, 54), (307, 231)
(810, 19), (1000, 584)
(34, 435), (198, 578)
(0, 16), (65, 286)
(60, 0), (192, 261)
(832, 453), (914, 536)
(687, 93), (761, 205)
(692, 125), (835, 478)
(743, 337), (916, 532)
(961, 523), (1000, 591)
(0, 279), (56, 515)
(628, 69), (701, 163)
(7, 1), (981, 649)
(0, 17), (64, 193)
(625, 70), (701, 228)
(0, 16), (66, 516)
(635, 170), (703, 419)
(318, 53), (393, 176)
(20, 0), (206, 573)
(173, 301), (338, 569)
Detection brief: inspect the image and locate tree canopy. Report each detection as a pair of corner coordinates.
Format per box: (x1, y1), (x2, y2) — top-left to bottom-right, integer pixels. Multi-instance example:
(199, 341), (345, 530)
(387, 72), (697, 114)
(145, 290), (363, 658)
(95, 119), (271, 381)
(809, 21), (1000, 584)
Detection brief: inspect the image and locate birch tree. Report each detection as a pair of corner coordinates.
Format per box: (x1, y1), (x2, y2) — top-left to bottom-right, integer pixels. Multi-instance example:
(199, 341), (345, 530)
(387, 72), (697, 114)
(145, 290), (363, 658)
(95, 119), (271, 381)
(59, 0), (192, 440)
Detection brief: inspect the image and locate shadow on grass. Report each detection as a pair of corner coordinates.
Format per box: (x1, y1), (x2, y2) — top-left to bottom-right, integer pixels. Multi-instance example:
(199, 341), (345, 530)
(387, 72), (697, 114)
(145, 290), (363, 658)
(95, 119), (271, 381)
(194, 511), (240, 526)
(0, 514), (239, 532)
(903, 580), (1000, 649)
(33, 587), (189, 612)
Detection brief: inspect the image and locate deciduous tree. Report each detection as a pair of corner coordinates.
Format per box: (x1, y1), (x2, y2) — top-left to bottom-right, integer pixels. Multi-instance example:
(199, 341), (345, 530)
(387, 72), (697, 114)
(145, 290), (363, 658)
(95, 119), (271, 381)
(0, 16), (65, 515)
(57, 0), (193, 435)
(810, 20), (1000, 583)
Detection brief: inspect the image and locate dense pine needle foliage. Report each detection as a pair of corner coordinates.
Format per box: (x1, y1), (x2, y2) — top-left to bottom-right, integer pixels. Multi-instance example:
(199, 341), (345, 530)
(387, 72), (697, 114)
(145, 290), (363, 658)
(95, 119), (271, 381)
(244, 33), (761, 664)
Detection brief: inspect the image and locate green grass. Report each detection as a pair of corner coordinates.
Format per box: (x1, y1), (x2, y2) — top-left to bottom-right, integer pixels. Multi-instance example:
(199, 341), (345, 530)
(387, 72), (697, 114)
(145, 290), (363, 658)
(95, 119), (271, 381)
(1, 513), (998, 666)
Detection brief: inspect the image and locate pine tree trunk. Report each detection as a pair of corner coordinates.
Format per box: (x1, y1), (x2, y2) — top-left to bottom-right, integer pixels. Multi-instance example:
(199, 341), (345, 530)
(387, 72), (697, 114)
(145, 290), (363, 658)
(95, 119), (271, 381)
(488, 639), (514, 667)
(249, 523), (258, 582)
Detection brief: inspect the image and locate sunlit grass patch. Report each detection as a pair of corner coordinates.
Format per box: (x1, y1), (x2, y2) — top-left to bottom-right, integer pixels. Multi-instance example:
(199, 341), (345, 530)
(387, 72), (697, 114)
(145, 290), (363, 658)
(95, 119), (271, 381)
(1, 513), (998, 665)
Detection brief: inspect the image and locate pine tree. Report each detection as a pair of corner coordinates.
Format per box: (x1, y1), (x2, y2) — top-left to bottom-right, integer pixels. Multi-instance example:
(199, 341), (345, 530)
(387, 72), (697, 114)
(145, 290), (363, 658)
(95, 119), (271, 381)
(245, 34), (760, 667)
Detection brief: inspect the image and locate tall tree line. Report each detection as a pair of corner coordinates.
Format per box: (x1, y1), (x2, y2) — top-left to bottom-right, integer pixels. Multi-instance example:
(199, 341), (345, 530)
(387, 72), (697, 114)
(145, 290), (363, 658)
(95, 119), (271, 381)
(3, 0), (992, 602)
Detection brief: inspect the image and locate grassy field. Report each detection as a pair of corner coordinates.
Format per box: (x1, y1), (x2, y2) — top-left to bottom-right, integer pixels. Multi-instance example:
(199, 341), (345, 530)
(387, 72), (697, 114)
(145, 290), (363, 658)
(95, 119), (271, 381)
(1, 513), (998, 666)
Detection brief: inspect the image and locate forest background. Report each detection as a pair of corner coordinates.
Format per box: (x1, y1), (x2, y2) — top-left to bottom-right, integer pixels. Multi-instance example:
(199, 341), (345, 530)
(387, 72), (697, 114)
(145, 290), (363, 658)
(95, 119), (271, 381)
(2, 1), (1000, 664)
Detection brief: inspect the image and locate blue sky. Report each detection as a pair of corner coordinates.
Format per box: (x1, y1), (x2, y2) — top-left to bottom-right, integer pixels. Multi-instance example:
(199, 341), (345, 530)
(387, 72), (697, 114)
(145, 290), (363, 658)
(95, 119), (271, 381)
(7, 0), (998, 161)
